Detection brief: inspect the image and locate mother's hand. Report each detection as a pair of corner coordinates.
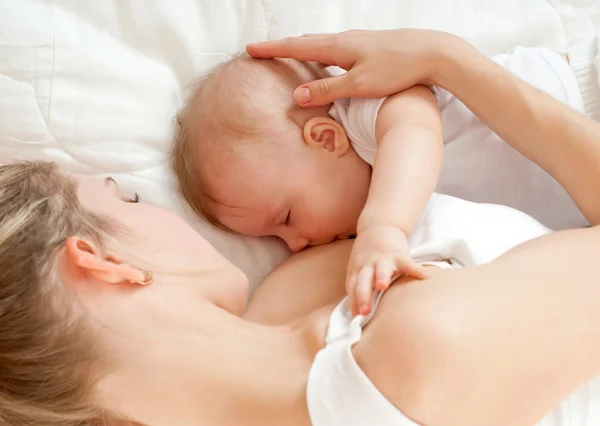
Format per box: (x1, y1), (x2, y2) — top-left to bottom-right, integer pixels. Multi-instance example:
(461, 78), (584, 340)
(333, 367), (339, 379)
(250, 29), (600, 224)
(246, 29), (466, 107)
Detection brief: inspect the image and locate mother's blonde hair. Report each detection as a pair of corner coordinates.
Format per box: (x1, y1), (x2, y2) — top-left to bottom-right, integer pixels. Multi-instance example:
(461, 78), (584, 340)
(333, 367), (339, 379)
(0, 162), (140, 425)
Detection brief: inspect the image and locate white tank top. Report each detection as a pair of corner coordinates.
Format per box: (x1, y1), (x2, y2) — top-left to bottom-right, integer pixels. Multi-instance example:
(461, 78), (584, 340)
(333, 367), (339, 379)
(306, 194), (600, 426)
(307, 261), (455, 426)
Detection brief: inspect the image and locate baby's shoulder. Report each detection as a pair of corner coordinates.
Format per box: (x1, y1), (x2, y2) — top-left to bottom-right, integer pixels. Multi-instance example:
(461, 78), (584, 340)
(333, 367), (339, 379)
(329, 97), (387, 129)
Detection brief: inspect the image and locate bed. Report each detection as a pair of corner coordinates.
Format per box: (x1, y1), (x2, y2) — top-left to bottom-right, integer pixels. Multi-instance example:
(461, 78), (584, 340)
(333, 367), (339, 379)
(0, 0), (598, 291)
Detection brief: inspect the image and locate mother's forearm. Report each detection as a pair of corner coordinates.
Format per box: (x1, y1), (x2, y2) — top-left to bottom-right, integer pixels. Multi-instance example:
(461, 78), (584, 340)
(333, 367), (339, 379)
(435, 43), (600, 225)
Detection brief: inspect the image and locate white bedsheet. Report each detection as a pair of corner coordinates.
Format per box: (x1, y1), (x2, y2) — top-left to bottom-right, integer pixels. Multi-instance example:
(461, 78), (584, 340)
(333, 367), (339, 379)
(0, 0), (597, 291)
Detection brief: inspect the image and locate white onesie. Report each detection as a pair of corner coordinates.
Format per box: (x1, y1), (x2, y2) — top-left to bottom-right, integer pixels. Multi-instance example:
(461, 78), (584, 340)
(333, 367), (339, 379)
(307, 193), (600, 426)
(329, 46), (590, 231)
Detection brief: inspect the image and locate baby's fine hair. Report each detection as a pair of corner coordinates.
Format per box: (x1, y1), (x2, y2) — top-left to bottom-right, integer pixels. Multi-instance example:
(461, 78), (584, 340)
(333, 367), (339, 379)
(171, 53), (330, 229)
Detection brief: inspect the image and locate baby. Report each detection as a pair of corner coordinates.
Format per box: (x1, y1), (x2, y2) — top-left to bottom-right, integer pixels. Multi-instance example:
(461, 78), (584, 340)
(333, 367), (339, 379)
(172, 47), (589, 315)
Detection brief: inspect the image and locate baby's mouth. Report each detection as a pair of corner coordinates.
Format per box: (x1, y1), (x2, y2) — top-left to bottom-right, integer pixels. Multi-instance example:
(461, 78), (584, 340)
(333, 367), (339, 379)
(334, 234), (356, 241)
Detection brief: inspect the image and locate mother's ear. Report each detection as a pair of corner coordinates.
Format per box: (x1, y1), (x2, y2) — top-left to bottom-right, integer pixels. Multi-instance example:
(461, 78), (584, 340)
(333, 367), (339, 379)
(64, 237), (150, 286)
(303, 116), (350, 156)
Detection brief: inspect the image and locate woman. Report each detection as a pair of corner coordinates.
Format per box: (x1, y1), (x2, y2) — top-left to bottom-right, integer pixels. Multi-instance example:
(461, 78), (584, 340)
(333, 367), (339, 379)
(1, 30), (600, 426)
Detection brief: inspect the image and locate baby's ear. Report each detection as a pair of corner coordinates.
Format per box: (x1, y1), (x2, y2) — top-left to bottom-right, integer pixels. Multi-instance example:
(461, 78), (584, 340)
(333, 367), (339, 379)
(303, 116), (350, 156)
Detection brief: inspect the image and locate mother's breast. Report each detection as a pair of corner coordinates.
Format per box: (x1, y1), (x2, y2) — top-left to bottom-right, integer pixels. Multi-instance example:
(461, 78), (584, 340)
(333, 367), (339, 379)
(245, 240), (354, 325)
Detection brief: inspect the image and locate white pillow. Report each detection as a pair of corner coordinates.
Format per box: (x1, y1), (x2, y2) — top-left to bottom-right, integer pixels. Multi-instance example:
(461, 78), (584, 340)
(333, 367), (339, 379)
(0, 0), (584, 291)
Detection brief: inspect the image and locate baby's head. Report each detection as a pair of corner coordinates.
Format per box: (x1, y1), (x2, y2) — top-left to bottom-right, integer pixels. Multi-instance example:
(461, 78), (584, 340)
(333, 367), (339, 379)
(172, 54), (371, 252)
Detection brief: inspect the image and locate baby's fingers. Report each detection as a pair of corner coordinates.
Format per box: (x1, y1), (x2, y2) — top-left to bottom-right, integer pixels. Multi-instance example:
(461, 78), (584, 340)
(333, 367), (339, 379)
(346, 273), (359, 316)
(396, 257), (429, 280)
(375, 259), (395, 291)
(356, 266), (375, 316)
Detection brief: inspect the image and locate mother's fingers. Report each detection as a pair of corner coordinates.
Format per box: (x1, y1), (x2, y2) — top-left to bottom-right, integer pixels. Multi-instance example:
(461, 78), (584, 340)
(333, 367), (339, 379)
(246, 35), (336, 63)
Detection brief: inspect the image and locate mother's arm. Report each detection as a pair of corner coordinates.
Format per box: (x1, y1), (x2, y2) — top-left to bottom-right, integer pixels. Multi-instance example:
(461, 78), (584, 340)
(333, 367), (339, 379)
(435, 41), (600, 225)
(248, 30), (600, 224)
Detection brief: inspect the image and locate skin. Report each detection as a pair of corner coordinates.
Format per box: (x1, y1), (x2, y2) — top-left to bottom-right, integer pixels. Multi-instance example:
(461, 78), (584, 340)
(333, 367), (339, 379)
(198, 57), (373, 253)
(49, 30), (600, 426)
(209, 82), (441, 315)
(246, 30), (600, 225)
(209, 46), (568, 317)
(211, 114), (371, 251)
(245, 29), (600, 425)
(348, 85), (441, 315)
(65, 174), (318, 426)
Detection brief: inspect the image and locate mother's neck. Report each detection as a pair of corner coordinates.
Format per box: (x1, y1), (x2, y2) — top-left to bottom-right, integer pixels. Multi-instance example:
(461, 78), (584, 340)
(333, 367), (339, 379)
(98, 302), (326, 426)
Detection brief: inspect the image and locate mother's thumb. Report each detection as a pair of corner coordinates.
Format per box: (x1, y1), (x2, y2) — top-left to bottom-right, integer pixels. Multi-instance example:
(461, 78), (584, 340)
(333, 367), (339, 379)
(293, 74), (350, 107)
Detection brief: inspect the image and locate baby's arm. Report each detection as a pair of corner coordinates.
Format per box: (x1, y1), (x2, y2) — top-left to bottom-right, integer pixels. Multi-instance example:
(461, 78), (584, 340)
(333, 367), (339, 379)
(360, 85), (443, 234)
(348, 85), (443, 315)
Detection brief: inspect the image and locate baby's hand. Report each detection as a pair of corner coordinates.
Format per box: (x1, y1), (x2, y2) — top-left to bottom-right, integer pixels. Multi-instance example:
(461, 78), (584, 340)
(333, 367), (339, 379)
(346, 226), (427, 316)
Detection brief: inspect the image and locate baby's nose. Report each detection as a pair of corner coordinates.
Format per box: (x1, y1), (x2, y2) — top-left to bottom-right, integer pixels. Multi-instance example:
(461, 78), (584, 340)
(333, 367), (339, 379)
(286, 236), (310, 253)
